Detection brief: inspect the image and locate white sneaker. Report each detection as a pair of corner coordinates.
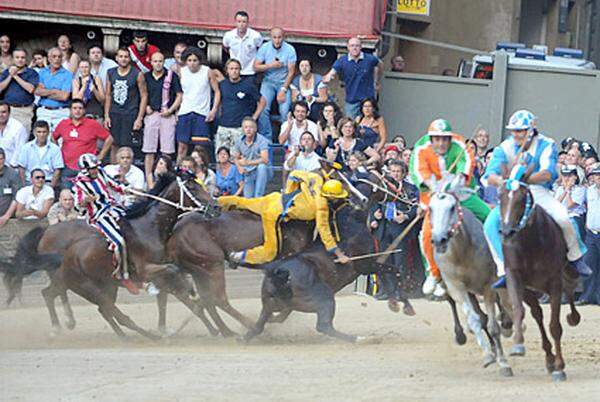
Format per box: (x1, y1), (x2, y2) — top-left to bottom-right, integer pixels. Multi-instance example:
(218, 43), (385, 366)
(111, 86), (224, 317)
(145, 282), (160, 296)
(229, 251), (244, 263)
(422, 275), (440, 295)
(433, 282), (447, 298)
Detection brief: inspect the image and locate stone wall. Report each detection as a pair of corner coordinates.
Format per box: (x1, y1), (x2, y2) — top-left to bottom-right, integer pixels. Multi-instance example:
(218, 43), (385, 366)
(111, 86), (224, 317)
(0, 220), (47, 259)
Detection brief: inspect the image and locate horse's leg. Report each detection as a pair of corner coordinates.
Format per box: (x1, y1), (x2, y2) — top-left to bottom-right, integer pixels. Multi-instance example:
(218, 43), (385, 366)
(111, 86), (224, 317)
(191, 273), (237, 337)
(468, 293), (496, 356)
(482, 289), (513, 377)
(268, 308), (293, 323)
(59, 291), (76, 330)
(156, 291), (168, 334)
(548, 283), (567, 382)
(169, 291), (220, 336)
(523, 290), (555, 374)
(447, 296), (467, 345)
(208, 263), (254, 329)
(243, 307), (271, 342)
(563, 268), (581, 327)
(314, 286), (357, 343)
(41, 281), (63, 336)
(506, 269), (526, 356)
(46, 270), (75, 331)
(496, 290), (514, 337)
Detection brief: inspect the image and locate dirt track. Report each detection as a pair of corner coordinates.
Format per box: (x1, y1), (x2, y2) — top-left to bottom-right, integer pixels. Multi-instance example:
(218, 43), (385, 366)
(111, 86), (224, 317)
(1, 282), (600, 402)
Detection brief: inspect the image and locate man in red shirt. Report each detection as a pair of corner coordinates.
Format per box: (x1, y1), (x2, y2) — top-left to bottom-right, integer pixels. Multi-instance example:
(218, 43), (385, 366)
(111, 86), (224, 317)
(128, 31), (159, 73)
(52, 99), (113, 189)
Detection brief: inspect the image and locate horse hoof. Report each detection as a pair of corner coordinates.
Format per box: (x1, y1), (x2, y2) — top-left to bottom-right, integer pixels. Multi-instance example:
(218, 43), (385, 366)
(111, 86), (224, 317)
(65, 320), (76, 331)
(552, 371), (567, 382)
(402, 304), (416, 316)
(483, 354), (496, 368)
(455, 331), (467, 346)
(510, 344), (526, 356)
(387, 299), (400, 313)
(567, 313), (580, 327)
(159, 327), (176, 337)
(48, 328), (61, 339)
(499, 366), (514, 377)
(500, 327), (513, 338)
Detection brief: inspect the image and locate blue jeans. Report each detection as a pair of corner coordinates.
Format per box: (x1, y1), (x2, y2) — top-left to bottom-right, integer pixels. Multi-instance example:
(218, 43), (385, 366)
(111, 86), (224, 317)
(580, 230), (600, 304)
(243, 163), (272, 198)
(258, 78), (291, 140)
(344, 101), (361, 119)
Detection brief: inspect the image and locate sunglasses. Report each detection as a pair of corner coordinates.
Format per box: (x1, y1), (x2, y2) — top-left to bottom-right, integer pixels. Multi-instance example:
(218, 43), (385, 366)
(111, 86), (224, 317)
(33, 176), (45, 180)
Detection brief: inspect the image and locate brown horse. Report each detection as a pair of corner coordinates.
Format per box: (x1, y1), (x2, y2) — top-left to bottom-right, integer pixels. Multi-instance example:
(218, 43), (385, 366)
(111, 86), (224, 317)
(499, 182), (581, 381)
(4, 172), (220, 339)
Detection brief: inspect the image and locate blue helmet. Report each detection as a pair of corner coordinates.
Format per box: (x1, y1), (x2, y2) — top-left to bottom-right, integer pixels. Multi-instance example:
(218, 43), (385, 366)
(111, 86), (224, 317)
(506, 109), (536, 131)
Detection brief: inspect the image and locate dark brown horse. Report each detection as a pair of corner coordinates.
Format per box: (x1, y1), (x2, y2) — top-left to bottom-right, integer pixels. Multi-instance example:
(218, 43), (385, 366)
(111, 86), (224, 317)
(499, 182), (580, 381)
(4, 172), (219, 339)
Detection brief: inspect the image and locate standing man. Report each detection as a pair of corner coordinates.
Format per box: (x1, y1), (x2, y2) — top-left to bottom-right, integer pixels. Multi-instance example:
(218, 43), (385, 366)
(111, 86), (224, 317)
(128, 31), (160, 73)
(254, 27), (297, 140)
(53, 99), (113, 189)
(578, 165), (600, 305)
(322, 37), (383, 119)
(223, 11), (263, 78)
(0, 48), (39, 134)
(0, 147), (21, 227)
(165, 42), (187, 74)
(143, 51), (182, 178)
(0, 102), (28, 167)
(105, 47), (147, 162)
(34, 47), (72, 133)
(233, 117), (270, 198)
(87, 44), (117, 88)
(215, 58), (264, 153)
(17, 120), (63, 187)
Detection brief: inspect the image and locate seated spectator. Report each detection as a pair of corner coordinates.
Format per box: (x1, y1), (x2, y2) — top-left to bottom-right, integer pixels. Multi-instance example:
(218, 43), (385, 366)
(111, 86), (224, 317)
(284, 131), (321, 172)
(143, 51), (182, 178)
(278, 101), (318, 150)
(325, 117), (379, 169)
(57, 35), (80, 74)
(47, 188), (80, 225)
(222, 11), (263, 78)
(0, 147), (21, 227)
(14, 168), (54, 220)
(35, 47), (72, 134)
(87, 44), (117, 88)
(557, 150), (568, 170)
(176, 47), (220, 162)
(72, 59), (105, 121)
(0, 48), (39, 134)
(578, 165), (600, 305)
(191, 146), (217, 195)
(214, 146), (244, 196)
(215, 58), (264, 153)
(0, 101), (28, 167)
(346, 151), (370, 184)
(233, 117), (270, 198)
(104, 146), (146, 206)
(317, 101), (342, 150)
(179, 156), (196, 172)
(0, 35), (12, 74)
(355, 98), (387, 152)
(147, 154), (174, 190)
(390, 55), (406, 73)
(392, 135), (407, 149)
(165, 42), (188, 74)
(290, 59), (328, 122)
(128, 30), (159, 73)
(18, 120), (63, 187)
(53, 99), (113, 189)
(555, 165), (586, 233)
(401, 148), (412, 166)
(584, 154), (599, 176)
(383, 144), (401, 162)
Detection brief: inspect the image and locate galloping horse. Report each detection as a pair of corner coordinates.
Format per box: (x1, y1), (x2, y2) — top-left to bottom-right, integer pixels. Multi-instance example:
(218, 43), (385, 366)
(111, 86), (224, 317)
(4, 171), (219, 339)
(429, 185), (513, 377)
(499, 181), (581, 381)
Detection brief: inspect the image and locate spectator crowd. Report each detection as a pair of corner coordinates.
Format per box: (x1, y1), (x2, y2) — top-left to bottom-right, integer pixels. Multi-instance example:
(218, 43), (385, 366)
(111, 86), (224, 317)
(0, 10), (598, 304)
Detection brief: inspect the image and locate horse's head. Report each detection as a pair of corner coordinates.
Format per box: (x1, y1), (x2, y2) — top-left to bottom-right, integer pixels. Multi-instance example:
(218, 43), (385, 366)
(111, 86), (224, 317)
(429, 190), (462, 254)
(324, 167), (370, 211)
(498, 179), (533, 238)
(160, 168), (219, 218)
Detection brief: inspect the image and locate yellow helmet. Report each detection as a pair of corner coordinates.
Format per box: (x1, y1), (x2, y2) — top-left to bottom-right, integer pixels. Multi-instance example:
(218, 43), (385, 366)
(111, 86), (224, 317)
(321, 179), (349, 198)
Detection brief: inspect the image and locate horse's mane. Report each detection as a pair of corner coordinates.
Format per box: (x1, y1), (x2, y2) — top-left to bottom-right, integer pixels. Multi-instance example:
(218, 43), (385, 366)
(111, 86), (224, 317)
(125, 173), (177, 219)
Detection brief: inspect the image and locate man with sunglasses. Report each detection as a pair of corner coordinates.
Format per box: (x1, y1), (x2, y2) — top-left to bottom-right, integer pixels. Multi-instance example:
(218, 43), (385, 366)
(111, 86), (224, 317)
(14, 168), (54, 220)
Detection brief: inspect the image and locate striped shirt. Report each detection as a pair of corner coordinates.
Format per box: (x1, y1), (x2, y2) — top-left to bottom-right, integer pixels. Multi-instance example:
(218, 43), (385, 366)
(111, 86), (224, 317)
(73, 167), (126, 223)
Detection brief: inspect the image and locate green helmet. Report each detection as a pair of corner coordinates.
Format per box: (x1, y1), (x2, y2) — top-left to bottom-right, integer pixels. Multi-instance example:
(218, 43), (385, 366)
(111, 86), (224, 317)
(427, 119), (453, 137)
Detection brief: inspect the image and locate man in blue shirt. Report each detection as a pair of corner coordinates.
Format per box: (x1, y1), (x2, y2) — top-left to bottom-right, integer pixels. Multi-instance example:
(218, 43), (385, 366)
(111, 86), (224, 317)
(233, 117), (270, 198)
(17, 120), (64, 188)
(323, 37), (383, 118)
(216, 58), (265, 154)
(34, 47), (72, 134)
(481, 110), (591, 288)
(253, 27), (297, 141)
(0, 48), (39, 134)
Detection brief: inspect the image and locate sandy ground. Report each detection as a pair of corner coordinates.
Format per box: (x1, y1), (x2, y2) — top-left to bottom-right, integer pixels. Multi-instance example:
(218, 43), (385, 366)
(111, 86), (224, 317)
(1, 278), (600, 402)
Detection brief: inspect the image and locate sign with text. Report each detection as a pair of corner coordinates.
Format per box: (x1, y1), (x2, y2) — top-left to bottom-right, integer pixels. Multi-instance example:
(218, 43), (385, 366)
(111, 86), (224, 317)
(397, 0), (430, 16)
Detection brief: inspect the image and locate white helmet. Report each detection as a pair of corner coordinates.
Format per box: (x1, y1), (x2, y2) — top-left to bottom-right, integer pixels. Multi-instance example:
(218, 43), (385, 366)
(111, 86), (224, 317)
(78, 153), (100, 172)
(506, 109), (536, 131)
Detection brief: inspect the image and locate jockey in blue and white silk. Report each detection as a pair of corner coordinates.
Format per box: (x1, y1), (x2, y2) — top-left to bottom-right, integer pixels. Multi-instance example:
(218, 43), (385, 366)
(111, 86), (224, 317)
(481, 110), (588, 287)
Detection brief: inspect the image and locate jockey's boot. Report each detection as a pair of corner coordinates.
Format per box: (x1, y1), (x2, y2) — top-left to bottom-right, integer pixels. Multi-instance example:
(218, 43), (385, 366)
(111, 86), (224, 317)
(226, 251), (245, 270)
(433, 282), (446, 298)
(422, 275), (441, 296)
(145, 282), (160, 296)
(492, 275), (506, 289)
(121, 278), (140, 295)
(571, 257), (592, 277)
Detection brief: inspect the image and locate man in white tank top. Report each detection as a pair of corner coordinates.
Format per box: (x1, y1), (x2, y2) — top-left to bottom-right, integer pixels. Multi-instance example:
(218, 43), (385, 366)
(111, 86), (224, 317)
(175, 47), (221, 163)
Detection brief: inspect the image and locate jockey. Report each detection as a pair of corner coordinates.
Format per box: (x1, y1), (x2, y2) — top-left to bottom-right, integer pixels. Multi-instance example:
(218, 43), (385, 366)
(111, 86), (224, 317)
(72, 153), (138, 294)
(482, 110), (592, 288)
(409, 119), (491, 297)
(218, 170), (352, 265)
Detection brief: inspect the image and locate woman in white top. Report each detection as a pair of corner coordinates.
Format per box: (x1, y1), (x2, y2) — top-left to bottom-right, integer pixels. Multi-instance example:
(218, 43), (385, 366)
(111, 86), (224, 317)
(176, 47), (221, 163)
(57, 34), (80, 73)
(290, 59), (328, 122)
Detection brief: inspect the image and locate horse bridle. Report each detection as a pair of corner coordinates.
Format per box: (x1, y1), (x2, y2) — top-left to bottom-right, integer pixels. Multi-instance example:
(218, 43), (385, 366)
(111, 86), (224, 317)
(504, 180), (535, 233)
(176, 176), (219, 217)
(435, 191), (464, 239)
(356, 176), (418, 207)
